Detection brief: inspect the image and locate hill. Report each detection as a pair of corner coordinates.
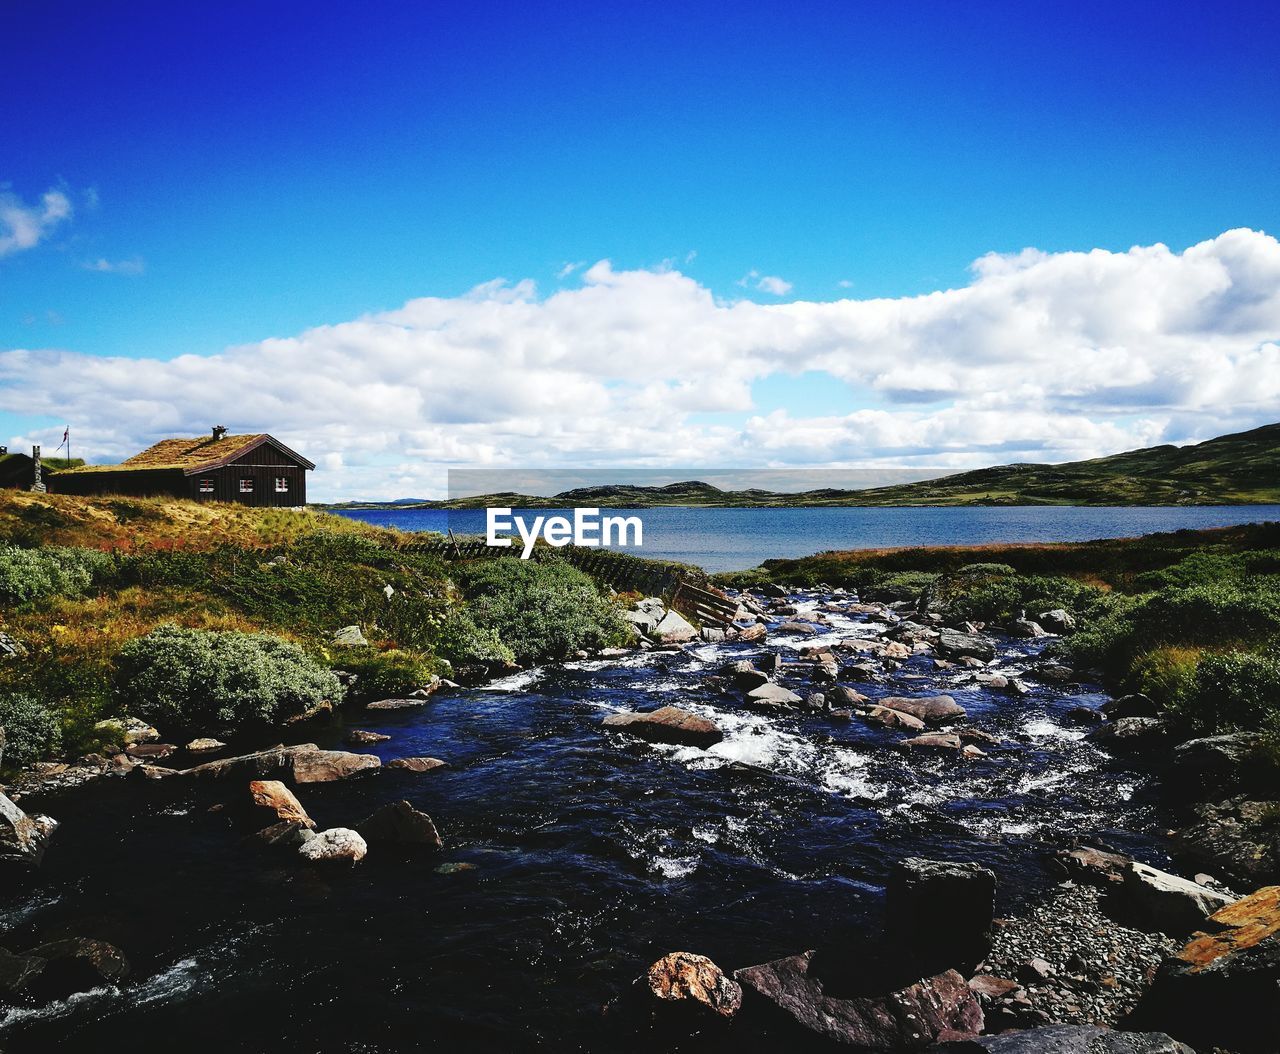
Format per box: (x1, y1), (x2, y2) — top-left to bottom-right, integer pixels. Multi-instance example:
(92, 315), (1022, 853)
(342, 423), (1280, 509)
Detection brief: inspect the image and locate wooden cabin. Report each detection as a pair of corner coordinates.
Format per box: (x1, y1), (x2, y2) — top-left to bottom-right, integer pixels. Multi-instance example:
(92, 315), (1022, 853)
(0, 448), (38, 490)
(51, 427), (314, 507)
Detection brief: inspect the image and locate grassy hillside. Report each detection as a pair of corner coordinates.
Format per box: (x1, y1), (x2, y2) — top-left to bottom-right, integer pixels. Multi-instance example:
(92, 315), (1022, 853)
(338, 423), (1280, 509)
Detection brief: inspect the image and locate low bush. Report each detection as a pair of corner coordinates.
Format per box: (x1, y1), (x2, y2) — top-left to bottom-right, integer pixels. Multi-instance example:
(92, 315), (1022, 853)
(456, 557), (627, 664)
(0, 692), (63, 767)
(0, 545), (112, 605)
(1172, 651), (1280, 738)
(114, 625), (343, 732)
(433, 610), (515, 669)
(336, 647), (449, 700)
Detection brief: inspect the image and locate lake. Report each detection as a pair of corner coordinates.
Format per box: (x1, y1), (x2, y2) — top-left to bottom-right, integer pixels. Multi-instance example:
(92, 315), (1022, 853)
(331, 505), (1280, 572)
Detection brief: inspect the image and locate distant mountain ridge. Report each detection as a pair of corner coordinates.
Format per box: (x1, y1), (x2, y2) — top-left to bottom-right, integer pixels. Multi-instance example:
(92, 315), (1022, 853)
(327, 423), (1280, 509)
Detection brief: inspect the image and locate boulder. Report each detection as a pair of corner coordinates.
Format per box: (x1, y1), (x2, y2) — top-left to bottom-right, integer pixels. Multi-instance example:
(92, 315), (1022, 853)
(700, 627), (726, 643)
(878, 694), (967, 723)
(861, 706), (926, 732)
(602, 706), (723, 749)
(183, 743), (321, 781)
(775, 621), (820, 635)
(243, 819), (313, 851)
(1034, 662), (1075, 683)
(1115, 861), (1236, 935)
(756, 583), (788, 598)
(94, 715), (160, 746)
(1088, 717), (1168, 754)
(1037, 609), (1077, 634)
(331, 624), (368, 647)
(734, 953), (982, 1048)
(745, 682), (804, 707)
(0, 947), (46, 996)
(1065, 706), (1104, 725)
(804, 692), (828, 712)
(937, 631), (995, 662)
(828, 685), (870, 708)
(928, 1024), (1191, 1052)
(289, 749), (381, 784)
(184, 737), (226, 754)
(1129, 885), (1280, 1053)
(1008, 618), (1046, 638)
(365, 697), (429, 711)
(21, 937), (131, 1001)
(736, 623), (767, 643)
(1171, 798), (1280, 884)
(654, 609), (698, 644)
(248, 779), (314, 829)
(1168, 733), (1263, 800)
(357, 800), (443, 849)
(888, 857), (997, 974)
(1051, 845), (1132, 886)
(723, 660), (770, 691)
(902, 733), (965, 751)
(1101, 694), (1160, 720)
(297, 827), (368, 865)
(125, 742), (177, 761)
(606, 951), (742, 1029)
(386, 757), (447, 773)
(0, 791), (57, 870)
(966, 975), (1019, 1001)
(345, 729), (391, 745)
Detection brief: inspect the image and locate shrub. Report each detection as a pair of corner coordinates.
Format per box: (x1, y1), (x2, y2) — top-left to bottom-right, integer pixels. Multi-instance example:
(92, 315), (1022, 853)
(0, 693), (62, 767)
(455, 557), (627, 664)
(0, 545), (111, 605)
(336, 647), (449, 700)
(433, 610), (515, 668)
(114, 625), (342, 732)
(1173, 651), (1280, 738)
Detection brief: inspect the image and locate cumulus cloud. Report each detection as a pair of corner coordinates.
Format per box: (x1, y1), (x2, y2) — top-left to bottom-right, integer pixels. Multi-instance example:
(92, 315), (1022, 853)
(739, 268), (793, 296)
(0, 186), (73, 256)
(3, 229), (1279, 499)
(82, 256), (145, 275)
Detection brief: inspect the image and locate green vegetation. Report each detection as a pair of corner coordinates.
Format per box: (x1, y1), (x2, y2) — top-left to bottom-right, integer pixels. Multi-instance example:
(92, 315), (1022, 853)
(0, 491), (631, 768)
(0, 692), (63, 767)
(115, 625), (343, 731)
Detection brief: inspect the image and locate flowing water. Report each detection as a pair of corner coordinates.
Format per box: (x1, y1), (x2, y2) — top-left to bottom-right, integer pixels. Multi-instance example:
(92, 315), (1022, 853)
(2, 590), (1173, 1052)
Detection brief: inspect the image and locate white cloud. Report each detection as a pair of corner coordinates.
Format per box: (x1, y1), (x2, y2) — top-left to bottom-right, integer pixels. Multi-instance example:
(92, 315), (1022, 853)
(555, 261), (584, 279)
(0, 186), (73, 256)
(3, 228), (1280, 500)
(82, 256), (145, 275)
(738, 268), (793, 296)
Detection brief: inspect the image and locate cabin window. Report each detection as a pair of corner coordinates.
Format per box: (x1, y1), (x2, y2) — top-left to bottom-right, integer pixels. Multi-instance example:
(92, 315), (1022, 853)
(239, 478), (254, 493)
(198, 479), (214, 493)
(275, 476), (289, 493)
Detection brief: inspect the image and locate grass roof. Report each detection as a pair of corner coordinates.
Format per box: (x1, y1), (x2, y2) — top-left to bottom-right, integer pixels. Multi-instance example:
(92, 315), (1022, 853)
(59, 434), (267, 474)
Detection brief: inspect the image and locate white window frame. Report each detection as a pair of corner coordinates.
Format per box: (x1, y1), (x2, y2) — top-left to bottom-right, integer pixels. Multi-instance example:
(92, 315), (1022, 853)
(274, 476), (289, 493)
(239, 478), (254, 494)
(198, 478), (214, 494)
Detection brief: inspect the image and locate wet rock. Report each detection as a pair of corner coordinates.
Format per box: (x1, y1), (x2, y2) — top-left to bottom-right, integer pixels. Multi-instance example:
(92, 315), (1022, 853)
(1008, 618), (1047, 638)
(775, 621), (819, 635)
(297, 827), (368, 865)
(289, 749), (381, 784)
(734, 953), (982, 1048)
(878, 694), (966, 723)
(125, 741), (177, 761)
(756, 583), (788, 598)
(889, 857), (996, 974)
(1038, 609), (1077, 634)
(1101, 694), (1160, 720)
(1168, 733), (1264, 800)
(184, 737), (226, 754)
(1170, 797), (1280, 884)
(183, 743), (321, 781)
(745, 682), (804, 707)
(803, 692), (828, 712)
(1088, 718), (1168, 754)
(606, 951), (742, 1030)
(723, 660), (770, 691)
(93, 715), (160, 746)
(0, 947), (45, 996)
(861, 706), (926, 732)
(345, 729), (391, 745)
(357, 800), (443, 848)
(331, 624), (368, 647)
(0, 790), (57, 870)
(386, 757), (447, 773)
(243, 819), (313, 851)
(248, 779), (314, 829)
(1115, 861), (1236, 936)
(937, 631), (995, 662)
(902, 732), (965, 751)
(23, 937), (131, 1001)
(828, 685), (870, 708)
(928, 1024), (1191, 1052)
(1034, 662), (1076, 683)
(1051, 845), (1133, 887)
(736, 623), (767, 643)
(1129, 885), (1280, 1053)
(365, 697), (429, 711)
(602, 706), (723, 749)
(700, 627), (726, 642)
(1065, 706), (1104, 725)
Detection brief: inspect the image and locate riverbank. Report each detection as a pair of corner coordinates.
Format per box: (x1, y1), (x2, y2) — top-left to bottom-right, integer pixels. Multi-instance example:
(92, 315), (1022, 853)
(3, 493), (1280, 1051)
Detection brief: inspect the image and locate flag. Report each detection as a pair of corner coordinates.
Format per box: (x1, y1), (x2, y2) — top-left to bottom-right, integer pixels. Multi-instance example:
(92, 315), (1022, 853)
(58, 426), (69, 451)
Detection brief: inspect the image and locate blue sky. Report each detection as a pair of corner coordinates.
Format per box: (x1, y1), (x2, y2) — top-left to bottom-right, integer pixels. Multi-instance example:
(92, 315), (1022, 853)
(2, 1), (1279, 498)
